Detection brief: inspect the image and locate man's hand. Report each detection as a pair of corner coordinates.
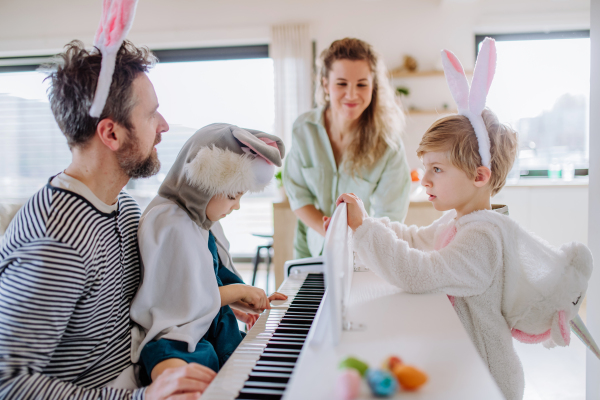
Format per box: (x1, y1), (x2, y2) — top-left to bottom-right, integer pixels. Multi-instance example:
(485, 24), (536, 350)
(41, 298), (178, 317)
(336, 193), (369, 232)
(145, 363), (217, 400)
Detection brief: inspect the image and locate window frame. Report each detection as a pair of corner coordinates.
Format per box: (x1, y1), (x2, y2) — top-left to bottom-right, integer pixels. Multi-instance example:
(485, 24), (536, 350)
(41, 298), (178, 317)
(0, 44), (270, 73)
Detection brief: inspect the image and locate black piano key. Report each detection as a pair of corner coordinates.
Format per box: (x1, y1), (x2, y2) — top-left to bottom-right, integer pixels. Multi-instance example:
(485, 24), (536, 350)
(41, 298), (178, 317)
(261, 347), (301, 354)
(247, 371), (291, 383)
(265, 342), (303, 350)
(244, 381), (288, 389)
(280, 317), (314, 323)
(259, 353), (299, 363)
(253, 366), (295, 373)
(256, 360), (297, 368)
(236, 387), (284, 400)
(268, 337), (305, 343)
(274, 327), (310, 335)
(277, 321), (312, 326)
(290, 300), (322, 305)
(270, 333), (308, 340)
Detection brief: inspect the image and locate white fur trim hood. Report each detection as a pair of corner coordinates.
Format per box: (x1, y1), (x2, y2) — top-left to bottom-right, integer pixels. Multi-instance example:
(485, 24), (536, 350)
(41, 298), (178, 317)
(184, 145), (274, 197)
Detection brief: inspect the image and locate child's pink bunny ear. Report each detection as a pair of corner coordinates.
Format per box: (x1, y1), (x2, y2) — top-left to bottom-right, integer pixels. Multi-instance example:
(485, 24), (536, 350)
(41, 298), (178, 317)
(89, 0), (139, 118)
(469, 37), (497, 114)
(441, 49), (470, 114)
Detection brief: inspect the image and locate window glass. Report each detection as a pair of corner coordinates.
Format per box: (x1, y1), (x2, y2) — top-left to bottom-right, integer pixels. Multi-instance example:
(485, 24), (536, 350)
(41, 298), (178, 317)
(0, 57), (277, 255)
(482, 36), (590, 177)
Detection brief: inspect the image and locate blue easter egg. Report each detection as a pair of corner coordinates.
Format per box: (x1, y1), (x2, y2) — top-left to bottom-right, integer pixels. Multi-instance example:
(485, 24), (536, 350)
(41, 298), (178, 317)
(366, 368), (398, 397)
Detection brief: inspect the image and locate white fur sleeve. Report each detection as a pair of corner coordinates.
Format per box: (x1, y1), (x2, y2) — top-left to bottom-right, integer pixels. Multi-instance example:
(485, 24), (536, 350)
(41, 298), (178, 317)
(353, 217), (502, 296)
(376, 212), (455, 251)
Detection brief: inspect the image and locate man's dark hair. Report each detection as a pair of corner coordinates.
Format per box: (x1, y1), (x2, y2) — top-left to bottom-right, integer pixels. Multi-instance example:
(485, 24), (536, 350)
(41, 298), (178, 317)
(45, 40), (157, 148)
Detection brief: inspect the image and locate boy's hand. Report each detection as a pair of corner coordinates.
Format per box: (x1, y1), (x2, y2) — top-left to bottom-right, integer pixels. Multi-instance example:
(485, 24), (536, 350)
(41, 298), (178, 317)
(323, 216), (331, 232)
(336, 193), (369, 231)
(240, 286), (270, 313)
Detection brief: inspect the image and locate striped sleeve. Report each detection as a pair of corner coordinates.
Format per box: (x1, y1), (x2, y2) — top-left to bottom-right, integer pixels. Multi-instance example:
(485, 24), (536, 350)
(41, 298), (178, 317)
(0, 239), (145, 400)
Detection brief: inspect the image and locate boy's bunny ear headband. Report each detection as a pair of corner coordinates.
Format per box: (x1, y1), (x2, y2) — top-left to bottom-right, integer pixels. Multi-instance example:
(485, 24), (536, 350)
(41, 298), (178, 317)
(89, 0), (139, 117)
(158, 123), (285, 230)
(441, 37), (497, 170)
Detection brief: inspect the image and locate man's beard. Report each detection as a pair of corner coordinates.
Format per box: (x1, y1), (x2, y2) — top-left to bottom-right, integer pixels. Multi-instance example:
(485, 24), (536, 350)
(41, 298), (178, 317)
(116, 129), (161, 179)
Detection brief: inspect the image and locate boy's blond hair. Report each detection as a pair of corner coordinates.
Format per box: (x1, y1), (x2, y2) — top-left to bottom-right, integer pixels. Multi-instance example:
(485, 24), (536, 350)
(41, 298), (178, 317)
(416, 109), (518, 196)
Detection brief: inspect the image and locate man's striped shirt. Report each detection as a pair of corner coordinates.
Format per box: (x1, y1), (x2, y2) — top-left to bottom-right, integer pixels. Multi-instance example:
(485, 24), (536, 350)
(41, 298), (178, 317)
(0, 184), (145, 399)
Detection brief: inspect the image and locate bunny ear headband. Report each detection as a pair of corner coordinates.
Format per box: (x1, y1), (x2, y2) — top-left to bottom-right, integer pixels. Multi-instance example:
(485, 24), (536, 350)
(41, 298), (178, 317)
(89, 0), (139, 118)
(441, 37), (497, 170)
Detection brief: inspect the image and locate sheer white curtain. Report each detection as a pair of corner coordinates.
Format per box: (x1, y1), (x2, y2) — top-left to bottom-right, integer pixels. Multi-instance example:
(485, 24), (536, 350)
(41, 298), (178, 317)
(270, 23), (313, 147)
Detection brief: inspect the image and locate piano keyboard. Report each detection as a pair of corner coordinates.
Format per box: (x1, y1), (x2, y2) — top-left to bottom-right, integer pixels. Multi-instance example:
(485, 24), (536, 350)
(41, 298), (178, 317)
(201, 272), (325, 400)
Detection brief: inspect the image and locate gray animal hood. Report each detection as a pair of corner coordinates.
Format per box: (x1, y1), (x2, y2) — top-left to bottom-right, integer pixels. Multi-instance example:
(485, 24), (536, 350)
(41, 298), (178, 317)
(158, 123), (285, 230)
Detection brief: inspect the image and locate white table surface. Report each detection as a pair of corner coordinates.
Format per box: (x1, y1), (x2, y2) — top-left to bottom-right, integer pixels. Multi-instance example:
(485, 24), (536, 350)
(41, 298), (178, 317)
(284, 270), (504, 400)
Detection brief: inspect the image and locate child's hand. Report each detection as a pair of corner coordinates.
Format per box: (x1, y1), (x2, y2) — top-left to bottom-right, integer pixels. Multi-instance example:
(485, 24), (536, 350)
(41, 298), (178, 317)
(232, 308), (260, 330)
(323, 216), (332, 232)
(268, 292), (288, 302)
(240, 286), (270, 313)
(336, 193), (369, 231)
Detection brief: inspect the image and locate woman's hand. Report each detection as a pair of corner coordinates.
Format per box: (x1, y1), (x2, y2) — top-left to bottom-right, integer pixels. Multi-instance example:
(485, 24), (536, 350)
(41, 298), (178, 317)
(232, 308), (260, 330)
(336, 193), (369, 231)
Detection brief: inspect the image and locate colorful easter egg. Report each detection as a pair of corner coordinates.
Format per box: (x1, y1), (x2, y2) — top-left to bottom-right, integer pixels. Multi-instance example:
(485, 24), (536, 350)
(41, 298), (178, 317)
(366, 368), (398, 397)
(381, 355), (403, 371)
(339, 356), (369, 377)
(392, 364), (428, 391)
(335, 369), (362, 400)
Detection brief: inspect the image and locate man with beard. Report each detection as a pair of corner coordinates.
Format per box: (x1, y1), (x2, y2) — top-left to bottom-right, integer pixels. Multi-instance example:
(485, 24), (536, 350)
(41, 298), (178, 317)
(0, 40), (216, 400)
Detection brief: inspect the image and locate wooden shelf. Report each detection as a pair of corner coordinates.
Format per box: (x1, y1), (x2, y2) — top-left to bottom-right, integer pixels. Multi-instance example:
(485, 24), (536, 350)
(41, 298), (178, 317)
(391, 69), (473, 78)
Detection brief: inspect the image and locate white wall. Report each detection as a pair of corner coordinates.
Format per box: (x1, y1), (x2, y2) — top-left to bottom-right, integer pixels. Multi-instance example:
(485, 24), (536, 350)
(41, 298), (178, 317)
(587, 1), (600, 398)
(0, 0), (590, 71)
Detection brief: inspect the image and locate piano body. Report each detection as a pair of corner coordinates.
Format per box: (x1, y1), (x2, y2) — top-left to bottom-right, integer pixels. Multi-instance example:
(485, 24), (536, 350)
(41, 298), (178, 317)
(201, 205), (504, 399)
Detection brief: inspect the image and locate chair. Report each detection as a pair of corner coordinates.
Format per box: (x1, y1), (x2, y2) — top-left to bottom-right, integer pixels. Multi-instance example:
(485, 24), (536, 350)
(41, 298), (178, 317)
(251, 233), (273, 293)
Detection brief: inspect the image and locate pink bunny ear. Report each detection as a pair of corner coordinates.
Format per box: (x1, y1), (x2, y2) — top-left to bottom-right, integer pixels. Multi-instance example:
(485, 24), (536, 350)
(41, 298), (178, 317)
(550, 310), (571, 347)
(89, 0), (139, 117)
(469, 37), (496, 114)
(440, 49), (470, 114)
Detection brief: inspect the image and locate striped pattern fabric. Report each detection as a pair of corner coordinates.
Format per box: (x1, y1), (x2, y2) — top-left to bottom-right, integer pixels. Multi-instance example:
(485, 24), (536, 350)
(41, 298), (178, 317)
(0, 185), (145, 399)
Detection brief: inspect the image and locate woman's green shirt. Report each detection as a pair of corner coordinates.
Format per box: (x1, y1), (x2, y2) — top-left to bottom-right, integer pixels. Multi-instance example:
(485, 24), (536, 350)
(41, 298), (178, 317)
(283, 107), (411, 258)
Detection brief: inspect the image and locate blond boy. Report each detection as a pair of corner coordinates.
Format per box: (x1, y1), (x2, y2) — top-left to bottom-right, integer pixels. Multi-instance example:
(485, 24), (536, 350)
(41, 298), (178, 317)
(333, 110), (526, 399)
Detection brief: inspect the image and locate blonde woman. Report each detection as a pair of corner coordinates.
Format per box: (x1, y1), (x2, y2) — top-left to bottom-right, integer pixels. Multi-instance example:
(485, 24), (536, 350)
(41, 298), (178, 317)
(283, 38), (411, 258)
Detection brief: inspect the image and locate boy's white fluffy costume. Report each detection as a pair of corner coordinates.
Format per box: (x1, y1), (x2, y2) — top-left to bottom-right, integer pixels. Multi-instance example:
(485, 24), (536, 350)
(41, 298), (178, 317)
(353, 209), (592, 400)
(130, 123), (285, 362)
(349, 39), (595, 400)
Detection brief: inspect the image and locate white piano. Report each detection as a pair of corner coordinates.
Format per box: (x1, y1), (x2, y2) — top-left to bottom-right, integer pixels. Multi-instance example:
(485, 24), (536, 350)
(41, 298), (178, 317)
(202, 205), (504, 400)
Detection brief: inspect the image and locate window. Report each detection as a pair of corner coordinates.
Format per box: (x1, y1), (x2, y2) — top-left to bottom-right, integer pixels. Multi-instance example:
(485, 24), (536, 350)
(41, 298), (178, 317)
(476, 31), (590, 178)
(0, 45), (277, 256)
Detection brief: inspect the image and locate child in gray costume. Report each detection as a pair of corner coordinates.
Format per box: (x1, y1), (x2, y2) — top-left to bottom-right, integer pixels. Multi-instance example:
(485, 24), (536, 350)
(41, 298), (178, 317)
(130, 123), (287, 381)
